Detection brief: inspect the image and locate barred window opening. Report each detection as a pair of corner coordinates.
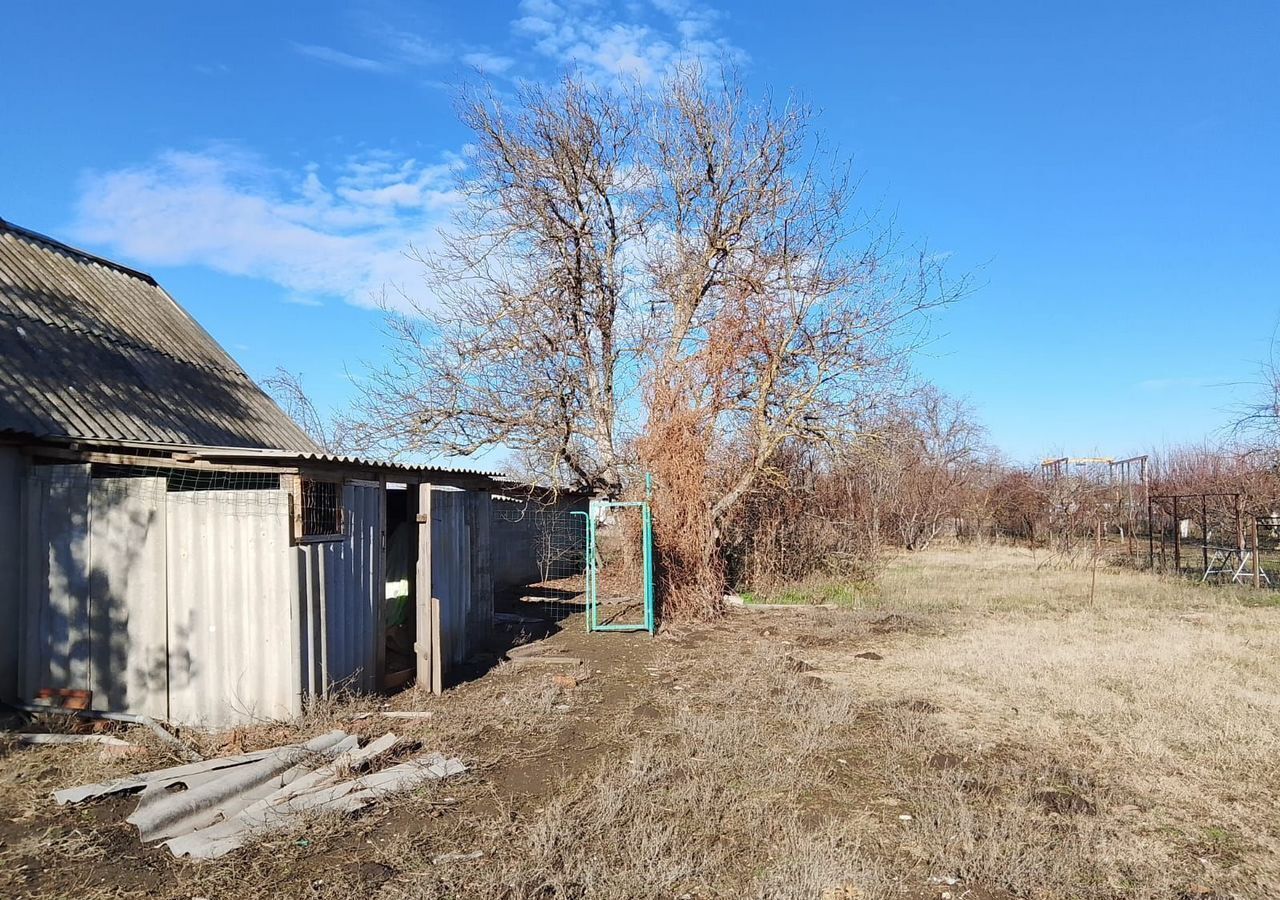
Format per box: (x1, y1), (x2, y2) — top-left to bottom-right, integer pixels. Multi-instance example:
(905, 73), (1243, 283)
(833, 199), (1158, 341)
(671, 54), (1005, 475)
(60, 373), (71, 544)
(300, 479), (343, 540)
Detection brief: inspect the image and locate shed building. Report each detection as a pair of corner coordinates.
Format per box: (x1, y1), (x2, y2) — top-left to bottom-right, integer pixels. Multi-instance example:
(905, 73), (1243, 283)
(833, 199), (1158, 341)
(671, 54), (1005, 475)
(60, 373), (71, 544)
(0, 218), (534, 725)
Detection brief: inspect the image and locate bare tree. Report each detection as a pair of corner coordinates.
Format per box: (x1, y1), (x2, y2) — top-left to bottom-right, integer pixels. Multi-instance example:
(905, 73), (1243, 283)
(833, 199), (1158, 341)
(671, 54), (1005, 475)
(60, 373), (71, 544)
(718, 388), (987, 593)
(351, 77), (647, 495)
(885, 387), (988, 550)
(261, 368), (352, 454)
(639, 68), (963, 612)
(1149, 442), (1280, 519)
(1230, 339), (1280, 472)
(352, 66), (962, 616)
(720, 442), (885, 591)
(990, 468), (1048, 545)
(837, 386), (987, 552)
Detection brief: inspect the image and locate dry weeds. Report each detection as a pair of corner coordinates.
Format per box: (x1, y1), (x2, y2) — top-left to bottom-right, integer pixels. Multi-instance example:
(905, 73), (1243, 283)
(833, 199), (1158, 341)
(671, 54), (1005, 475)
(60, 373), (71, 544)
(2, 544), (1277, 898)
(806, 544), (1280, 898)
(380, 647), (893, 900)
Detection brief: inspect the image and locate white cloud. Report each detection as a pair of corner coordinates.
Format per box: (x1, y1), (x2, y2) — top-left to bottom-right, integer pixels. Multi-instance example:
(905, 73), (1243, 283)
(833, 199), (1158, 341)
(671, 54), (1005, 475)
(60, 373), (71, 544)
(291, 3), (738, 86)
(73, 145), (461, 310)
(512, 0), (743, 85)
(283, 294), (325, 307)
(291, 42), (390, 73)
(73, 2), (746, 315)
(366, 21), (450, 67)
(461, 51), (516, 74)
(292, 17), (449, 74)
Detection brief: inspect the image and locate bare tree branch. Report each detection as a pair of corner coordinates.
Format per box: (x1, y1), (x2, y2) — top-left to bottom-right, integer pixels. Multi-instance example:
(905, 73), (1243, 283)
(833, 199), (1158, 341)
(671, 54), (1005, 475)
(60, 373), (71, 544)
(261, 368), (353, 455)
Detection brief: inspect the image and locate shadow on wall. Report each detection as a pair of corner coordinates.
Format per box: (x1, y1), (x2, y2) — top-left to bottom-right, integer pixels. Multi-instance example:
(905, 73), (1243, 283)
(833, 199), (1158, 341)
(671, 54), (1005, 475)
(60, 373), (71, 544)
(27, 471), (179, 718)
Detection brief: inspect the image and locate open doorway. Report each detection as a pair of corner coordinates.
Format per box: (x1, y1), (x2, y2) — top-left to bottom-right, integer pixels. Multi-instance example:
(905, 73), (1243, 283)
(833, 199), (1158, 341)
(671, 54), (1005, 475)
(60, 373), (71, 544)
(383, 483), (418, 690)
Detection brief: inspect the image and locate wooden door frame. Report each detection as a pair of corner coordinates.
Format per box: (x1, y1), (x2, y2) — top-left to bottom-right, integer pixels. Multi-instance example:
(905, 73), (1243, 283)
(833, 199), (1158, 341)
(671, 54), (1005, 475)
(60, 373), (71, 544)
(415, 483), (444, 693)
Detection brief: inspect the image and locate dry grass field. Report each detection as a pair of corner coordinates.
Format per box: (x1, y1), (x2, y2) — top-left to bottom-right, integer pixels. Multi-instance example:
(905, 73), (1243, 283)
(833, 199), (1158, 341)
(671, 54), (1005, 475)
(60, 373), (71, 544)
(2, 544), (1277, 899)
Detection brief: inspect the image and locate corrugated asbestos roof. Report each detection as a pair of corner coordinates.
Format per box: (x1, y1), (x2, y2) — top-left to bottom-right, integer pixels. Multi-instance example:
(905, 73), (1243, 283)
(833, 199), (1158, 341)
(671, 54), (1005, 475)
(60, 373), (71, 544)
(13, 434), (527, 490)
(0, 218), (320, 451)
(187, 446), (507, 478)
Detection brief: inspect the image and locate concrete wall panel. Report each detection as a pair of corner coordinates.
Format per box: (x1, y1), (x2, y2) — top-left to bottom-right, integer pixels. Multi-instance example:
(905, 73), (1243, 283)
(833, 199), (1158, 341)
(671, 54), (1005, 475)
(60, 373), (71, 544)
(88, 477), (168, 717)
(19, 465), (91, 701)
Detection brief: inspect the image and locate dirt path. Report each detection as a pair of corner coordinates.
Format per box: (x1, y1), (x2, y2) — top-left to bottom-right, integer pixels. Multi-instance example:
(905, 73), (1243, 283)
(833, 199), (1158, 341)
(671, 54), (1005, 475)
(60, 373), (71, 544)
(2, 605), (914, 899)
(0, 614), (687, 899)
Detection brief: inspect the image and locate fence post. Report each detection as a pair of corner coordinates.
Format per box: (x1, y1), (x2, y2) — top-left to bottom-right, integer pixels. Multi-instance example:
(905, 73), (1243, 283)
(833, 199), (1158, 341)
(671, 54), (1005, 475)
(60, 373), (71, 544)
(1201, 494), (1209, 577)
(1253, 516), (1261, 589)
(1089, 518), (1101, 606)
(1236, 494), (1244, 556)
(1172, 495), (1181, 574)
(1147, 497), (1155, 570)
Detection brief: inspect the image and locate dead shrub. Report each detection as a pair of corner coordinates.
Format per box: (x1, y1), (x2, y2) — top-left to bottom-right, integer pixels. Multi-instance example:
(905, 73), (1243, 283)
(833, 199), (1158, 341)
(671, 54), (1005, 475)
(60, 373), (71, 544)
(720, 444), (884, 592)
(642, 394), (724, 621)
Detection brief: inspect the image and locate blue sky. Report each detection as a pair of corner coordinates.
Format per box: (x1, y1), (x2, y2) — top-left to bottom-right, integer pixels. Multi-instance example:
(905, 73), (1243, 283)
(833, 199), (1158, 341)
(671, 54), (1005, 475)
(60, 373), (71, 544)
(2, 1), (1277, 463)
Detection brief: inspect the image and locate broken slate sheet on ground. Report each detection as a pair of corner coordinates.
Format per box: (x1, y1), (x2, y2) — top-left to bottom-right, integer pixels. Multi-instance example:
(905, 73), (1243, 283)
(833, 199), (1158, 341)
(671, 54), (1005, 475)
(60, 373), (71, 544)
(53, 730), (466, 860)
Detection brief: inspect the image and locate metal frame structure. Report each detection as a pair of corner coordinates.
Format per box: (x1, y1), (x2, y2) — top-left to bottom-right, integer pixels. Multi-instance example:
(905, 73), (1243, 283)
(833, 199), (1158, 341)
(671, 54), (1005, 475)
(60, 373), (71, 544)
(1039, 454), (1149, 550)
(582, 476), (655, 634)
(1147, 492), (1244, 580)
(1248, 515), (1279, 587)
(1040, 456), (1148, 484)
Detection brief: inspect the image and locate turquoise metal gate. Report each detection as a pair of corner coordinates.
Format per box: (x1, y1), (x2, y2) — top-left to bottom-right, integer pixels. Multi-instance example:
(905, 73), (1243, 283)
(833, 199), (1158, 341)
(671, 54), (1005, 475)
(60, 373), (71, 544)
(582, 481), (654, 634)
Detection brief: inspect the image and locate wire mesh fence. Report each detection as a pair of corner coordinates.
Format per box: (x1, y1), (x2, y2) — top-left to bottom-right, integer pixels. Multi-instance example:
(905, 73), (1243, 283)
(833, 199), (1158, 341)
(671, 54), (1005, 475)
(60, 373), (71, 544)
(491, 496), (589, 632)
(489, 494), (654, 634)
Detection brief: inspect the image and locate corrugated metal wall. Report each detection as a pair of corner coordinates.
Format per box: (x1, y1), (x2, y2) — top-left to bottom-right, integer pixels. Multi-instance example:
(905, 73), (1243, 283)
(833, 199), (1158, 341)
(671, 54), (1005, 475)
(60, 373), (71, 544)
(19, 465), (92, 701)
(430, 488), (473, 671)
(423, 487), (494, 682)
(166, 489), (300, 724)
(0, 447), (23, 699)
(297, 481), (384, 695)
(20, 473), (304, 724)
(87, 477), (168, 717)
(15, 468), (501, 721)
(469, 492), (493, 646)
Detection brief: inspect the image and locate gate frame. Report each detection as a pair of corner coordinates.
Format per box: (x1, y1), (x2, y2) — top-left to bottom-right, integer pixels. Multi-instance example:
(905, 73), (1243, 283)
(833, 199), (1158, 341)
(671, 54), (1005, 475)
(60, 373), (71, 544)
(582, 479), (655, 634)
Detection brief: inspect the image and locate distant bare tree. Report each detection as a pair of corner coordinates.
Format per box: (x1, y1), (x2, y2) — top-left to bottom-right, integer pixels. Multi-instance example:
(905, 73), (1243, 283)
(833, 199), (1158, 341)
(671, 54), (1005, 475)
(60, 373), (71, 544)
(720, 387), (987, 590)
(855, 386), (987, 551)
(990, 468), (1048, 544)
(1231, 340), (1280, 464)
(720, 442), (884, 591)
(954, 454), (1005, 541)
(261, 368), (352, 454)
(1149, 442), (1280, 518)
